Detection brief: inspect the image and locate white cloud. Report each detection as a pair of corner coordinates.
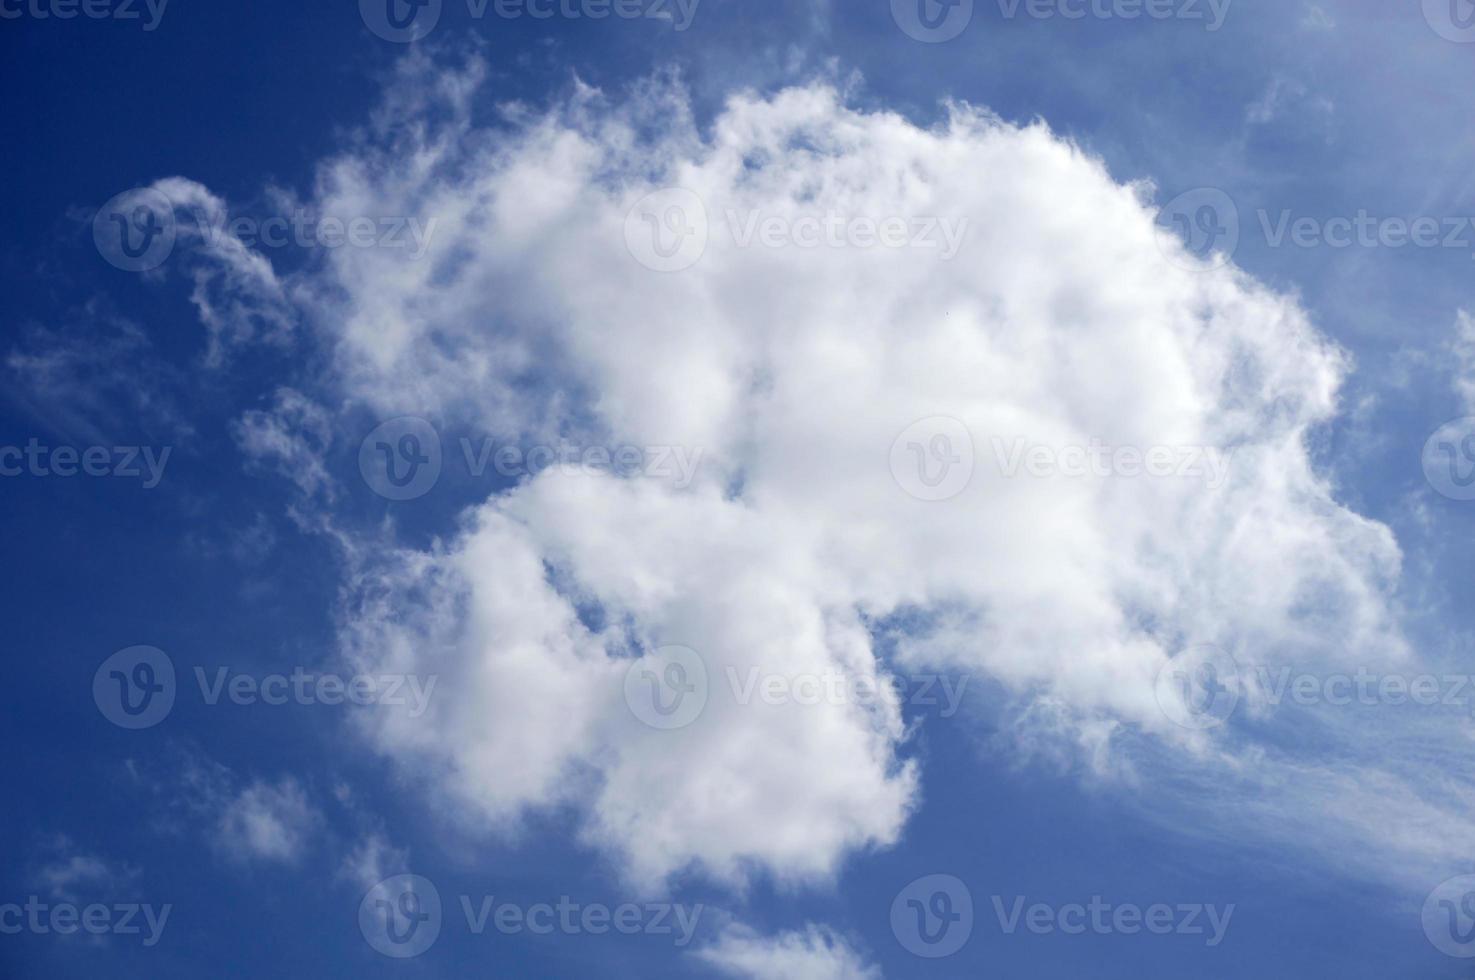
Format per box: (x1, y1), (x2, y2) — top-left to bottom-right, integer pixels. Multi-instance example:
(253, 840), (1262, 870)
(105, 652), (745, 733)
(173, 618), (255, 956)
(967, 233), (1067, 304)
(339, 833), (410, 892)
(214, 777), (320, 865)
(173, 57), (1475, 894)
(34, 843), (137, 904)
(699, 924), (881, 980)
(233, 387), (336, 502)
(1450, 310), (1475, 413)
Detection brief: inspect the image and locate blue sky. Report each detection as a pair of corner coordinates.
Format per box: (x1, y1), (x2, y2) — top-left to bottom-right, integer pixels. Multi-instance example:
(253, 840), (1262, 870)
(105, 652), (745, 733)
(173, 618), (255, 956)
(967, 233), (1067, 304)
(5, 1), (1475, 977)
